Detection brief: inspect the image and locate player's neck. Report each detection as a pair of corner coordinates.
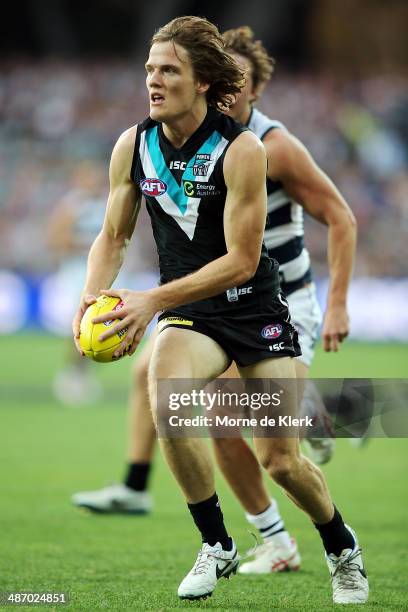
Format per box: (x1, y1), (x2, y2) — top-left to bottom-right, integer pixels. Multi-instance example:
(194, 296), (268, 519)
(228, 104), (252, 127)
(238, 105), (252, 126)
(162, 102), (208, 148)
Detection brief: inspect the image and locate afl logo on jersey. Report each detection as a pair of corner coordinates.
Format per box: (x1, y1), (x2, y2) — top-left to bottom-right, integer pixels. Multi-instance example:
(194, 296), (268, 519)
(261, 323), (283, 340)
(140, 178), (167, 197)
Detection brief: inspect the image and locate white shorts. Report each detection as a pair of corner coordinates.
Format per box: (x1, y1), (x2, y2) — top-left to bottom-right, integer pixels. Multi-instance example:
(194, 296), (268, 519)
(287, 283), (322, 367)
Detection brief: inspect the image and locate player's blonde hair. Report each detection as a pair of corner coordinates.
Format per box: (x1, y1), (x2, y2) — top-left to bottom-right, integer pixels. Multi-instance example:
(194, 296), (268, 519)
(222, 26), (275, 90)
(151, 16), (246, 110)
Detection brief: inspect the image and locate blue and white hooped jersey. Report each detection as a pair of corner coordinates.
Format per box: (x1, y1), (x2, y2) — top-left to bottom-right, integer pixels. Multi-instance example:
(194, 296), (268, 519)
(131, 108), (279, 315)
(248, 108), (312, 295)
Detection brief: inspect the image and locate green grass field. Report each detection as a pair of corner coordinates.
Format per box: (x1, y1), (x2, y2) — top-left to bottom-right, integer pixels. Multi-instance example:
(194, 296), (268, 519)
(0, 334), (407, 611)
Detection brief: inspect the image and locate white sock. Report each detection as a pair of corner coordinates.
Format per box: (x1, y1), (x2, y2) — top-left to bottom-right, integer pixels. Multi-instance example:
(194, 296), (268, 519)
(246, 499), (292, 547)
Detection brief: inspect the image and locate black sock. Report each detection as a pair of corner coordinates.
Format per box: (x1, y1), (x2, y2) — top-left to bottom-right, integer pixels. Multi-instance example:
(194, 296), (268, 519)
(124, 462), (151, 492)
(314, 506), (355, 556)
(188, 493), (232, 550)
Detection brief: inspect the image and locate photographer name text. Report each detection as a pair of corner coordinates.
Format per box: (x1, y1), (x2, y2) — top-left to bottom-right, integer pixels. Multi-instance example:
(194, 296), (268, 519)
(167, 415), (313, 428)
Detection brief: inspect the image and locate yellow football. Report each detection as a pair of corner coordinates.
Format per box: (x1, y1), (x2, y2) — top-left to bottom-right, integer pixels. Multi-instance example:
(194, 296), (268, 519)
(79, 295), (130, 362)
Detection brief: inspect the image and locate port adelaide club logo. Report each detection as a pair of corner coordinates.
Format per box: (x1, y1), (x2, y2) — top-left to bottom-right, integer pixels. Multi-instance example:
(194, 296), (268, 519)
(193, 153), (211, 176)
(261, 323), (283, 339)
(140, 178), (167, 197)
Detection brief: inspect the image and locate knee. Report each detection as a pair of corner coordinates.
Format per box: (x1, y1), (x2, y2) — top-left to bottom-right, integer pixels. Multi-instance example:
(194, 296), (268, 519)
(259, 450), (300, 487)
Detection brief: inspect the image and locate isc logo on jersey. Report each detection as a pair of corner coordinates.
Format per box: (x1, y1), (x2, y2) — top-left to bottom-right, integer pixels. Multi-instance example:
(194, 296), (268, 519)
(140, 178), (167, 197)
(261, 323), (283, 340)
(269, 342), (285, 352)
(169, 161), (186, 170)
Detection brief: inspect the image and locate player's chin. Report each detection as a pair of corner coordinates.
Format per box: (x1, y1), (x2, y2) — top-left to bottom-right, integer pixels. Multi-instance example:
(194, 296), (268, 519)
(149, 105), (168, 122)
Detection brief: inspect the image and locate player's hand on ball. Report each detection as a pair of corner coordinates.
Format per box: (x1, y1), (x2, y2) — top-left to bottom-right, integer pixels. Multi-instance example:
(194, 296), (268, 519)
(93, 288), (158, 358)
(72, 294), (97, 356)
(322, 303), (349, 352)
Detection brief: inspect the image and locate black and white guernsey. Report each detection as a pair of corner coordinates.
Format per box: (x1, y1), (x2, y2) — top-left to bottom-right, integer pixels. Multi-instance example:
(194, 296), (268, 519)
(247, 108), (312, 295)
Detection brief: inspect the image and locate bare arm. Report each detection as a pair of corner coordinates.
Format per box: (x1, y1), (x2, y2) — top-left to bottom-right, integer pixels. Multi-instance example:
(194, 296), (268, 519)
(82, 127), (141, 295)
(97, 131), (267, 355)
(264, 128), (357, 351)
(72, 126), (141, 350)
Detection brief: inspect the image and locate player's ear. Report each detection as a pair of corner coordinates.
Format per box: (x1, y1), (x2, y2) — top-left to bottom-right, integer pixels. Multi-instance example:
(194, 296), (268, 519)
(196, 81), (210, 95)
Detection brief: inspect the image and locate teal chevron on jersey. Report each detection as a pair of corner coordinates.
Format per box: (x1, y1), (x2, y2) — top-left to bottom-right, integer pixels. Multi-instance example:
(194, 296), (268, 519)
(145, 126), (223, 215)
(131, 109), (276, 287)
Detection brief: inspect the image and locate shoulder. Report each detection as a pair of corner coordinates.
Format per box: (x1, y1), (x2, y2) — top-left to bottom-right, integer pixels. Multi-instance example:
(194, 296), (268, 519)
(224, 131), (267, 185)
(262, 126), (309, 179)
(262, 124), (295, 153)
(229, 130), (264, 155)
(109, 125), (139, 182)
(112, 125), (137, 160)
(225, 130), (266, 164)
(112, 116), (157, 158)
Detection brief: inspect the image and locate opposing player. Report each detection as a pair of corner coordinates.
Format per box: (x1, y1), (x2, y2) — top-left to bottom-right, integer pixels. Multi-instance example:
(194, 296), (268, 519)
(73, 17), (368, 604)
(73, 26), (354, 576)
(211, 26), (353, 573)
(48, 162), (106, 405)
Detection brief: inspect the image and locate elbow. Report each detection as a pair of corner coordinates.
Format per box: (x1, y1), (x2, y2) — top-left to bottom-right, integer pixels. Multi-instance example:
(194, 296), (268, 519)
(233, 258), (259, 286)
(113, 234), (131, 250)
(343, 210), (357, 242)
(329, 208), (357, 238)
(102, 226), (130, 249)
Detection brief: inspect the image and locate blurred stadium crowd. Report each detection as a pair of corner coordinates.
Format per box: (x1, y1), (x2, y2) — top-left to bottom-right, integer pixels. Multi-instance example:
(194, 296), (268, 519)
(1, 60), (407, 280)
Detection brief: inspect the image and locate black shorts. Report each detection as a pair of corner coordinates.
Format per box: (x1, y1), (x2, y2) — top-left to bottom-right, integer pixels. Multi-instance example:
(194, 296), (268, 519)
(157, 293), (301, 368)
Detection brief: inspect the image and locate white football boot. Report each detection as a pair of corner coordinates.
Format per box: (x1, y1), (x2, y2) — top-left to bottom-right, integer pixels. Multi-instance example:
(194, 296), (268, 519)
(178, 541), (239, 600)
(239, 536), (301, 574)
(72, 483), (152, 514)
(326, 527), (369, 604)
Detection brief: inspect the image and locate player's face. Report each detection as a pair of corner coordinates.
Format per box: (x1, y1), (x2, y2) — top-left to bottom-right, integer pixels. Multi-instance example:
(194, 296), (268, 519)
(146, 42), (206, 123)
(226, 53), (257, 124)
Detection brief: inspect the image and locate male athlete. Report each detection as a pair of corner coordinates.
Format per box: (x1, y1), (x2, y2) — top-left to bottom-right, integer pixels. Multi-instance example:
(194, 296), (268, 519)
(73, 17), (368, 604)
(74, 26), (355, 577)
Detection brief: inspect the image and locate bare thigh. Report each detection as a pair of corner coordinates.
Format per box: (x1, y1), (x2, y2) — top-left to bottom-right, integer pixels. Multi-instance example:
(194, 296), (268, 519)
(238, 357), (300, 463)
(149, 327), (230, 423)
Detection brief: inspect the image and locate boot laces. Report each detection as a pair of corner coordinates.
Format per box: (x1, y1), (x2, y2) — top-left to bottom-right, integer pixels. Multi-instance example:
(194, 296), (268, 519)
(192, 547), (224, 575)
(332, 549), (363, 591)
